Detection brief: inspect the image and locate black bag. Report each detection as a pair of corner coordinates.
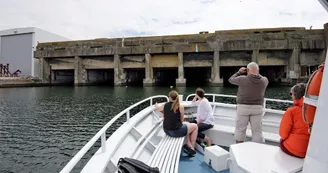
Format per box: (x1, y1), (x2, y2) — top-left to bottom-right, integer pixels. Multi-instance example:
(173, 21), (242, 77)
(117, 157), (160, 173)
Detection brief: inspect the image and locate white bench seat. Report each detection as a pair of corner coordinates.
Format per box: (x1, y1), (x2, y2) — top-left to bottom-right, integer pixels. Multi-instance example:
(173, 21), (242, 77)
(229, 142), (304, 173)
(148, 135), (185, 173)
(205, 124), (280, 143)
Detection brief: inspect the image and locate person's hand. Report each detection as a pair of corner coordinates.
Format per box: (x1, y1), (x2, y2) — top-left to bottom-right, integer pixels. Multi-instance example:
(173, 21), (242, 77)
(239, 67), (247, 74)
(192, 96), (197, 102)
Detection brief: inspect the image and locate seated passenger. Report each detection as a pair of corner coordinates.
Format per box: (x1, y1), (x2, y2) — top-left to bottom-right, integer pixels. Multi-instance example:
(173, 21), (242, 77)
(279, 83), (310, 158)
(190, 88), (214, 146)
(155, 90), (198, 156)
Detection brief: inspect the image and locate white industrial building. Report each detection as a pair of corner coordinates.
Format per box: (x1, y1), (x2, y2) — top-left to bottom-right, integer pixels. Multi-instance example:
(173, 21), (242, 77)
(0, 27), (69, 77)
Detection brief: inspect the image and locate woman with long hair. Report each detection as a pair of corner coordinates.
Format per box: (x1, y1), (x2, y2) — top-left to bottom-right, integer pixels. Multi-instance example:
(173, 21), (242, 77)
(155, 90), (198, 156)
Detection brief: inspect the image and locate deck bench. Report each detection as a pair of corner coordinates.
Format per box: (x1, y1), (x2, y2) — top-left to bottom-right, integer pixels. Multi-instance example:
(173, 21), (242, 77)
(204, 124), (280, 146)
(148, 134), (185, 173)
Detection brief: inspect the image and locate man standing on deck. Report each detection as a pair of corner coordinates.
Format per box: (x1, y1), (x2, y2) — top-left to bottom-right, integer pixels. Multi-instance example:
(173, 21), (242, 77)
(229, 62), (268, 143)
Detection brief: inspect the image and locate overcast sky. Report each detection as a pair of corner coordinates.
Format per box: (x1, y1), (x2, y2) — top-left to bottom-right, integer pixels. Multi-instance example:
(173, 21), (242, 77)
(0, 0), (327, 40)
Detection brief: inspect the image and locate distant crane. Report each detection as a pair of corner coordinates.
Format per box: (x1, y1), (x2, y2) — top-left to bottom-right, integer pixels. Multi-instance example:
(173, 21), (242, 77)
(0, 64), (21, 77)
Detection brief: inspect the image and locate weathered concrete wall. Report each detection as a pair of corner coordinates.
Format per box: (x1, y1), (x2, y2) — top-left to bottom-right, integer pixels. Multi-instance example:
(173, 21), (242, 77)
(220, 51), (251, 66)
(300, 50), (326, 66)
(121, 55), (145, 68)
(151, 54), (179, 68)
(35, 23), (328, 86)
(49, 58), (74, 70)
(82, 56), (114, 69)
(258, 51), (291, 66)
(183, 53), (212, 67)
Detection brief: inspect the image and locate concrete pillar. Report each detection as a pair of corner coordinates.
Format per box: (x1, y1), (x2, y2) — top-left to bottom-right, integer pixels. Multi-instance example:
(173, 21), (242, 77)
(210, 50), (223, 86)
(74, 56), (87, 86)
(252, 49), (259, 63)
(176, 52), (186, 87)
(114, 54), (126, 86)
(287, 48), (301, 83)
(40, 58), (50, 83)
(143, 53), (154, 86)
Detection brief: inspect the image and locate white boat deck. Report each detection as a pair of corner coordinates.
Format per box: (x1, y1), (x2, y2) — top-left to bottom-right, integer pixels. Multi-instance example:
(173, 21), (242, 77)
(59, 94), (306, 173)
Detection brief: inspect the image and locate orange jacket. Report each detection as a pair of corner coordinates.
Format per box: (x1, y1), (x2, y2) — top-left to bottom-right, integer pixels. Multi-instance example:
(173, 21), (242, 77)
(279, 97), (310, 158)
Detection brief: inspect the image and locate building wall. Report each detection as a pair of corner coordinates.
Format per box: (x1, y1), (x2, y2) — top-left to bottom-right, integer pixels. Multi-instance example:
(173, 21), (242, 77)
(0, 27), (69, 77)
(0, 33), (33, 76)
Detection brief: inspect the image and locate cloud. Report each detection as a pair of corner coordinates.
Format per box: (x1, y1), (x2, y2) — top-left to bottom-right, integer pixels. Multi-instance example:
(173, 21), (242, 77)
(0, 0), (327, 40)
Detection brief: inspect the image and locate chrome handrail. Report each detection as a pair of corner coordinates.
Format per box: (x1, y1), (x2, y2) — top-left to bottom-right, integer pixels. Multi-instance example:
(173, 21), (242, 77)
(60, 95), (169, 173)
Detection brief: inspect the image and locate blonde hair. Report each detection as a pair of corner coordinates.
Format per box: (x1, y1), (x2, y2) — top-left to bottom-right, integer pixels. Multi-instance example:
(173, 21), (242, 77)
(169, 90), (180, 113)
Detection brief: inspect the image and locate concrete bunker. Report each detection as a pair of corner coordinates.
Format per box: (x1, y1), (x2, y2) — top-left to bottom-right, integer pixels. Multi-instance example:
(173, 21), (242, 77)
(125, 68), (145, 86)
(184, 67), (211, 86)
(153, 68), (178, 86)
(87, 69), (114, 85)
(51, 70), (74, 85)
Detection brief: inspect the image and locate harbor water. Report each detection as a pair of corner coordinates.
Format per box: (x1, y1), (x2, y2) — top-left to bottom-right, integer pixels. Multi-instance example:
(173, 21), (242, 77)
(0, 86), (291, 173)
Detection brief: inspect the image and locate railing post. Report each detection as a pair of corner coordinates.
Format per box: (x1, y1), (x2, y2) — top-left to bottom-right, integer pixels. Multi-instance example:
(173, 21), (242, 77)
(101, 133), (106, 152)
(126, 110), (130, 123)
(262, 99), (267, 117)
(150, 98), (153, 106)
(213, 95), (215, 103)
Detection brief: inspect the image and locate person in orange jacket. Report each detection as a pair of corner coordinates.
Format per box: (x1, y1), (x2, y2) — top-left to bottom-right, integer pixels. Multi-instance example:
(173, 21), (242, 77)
(279, 83), (310, 158)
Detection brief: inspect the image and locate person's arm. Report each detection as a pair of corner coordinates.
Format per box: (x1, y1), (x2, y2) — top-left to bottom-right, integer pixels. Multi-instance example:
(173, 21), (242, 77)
(179, 106), (185, 123)
(279, 108), (293, 140)
(192, 96), (200, 105)
(229, 67), (246, 85)
(264, 77), (269, 88)
(155, 103), (164, 112)
(155, 103), (165, 120)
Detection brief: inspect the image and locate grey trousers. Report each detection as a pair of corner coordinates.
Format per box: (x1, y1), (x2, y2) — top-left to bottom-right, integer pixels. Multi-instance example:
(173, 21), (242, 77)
(235, 104), (265, 143)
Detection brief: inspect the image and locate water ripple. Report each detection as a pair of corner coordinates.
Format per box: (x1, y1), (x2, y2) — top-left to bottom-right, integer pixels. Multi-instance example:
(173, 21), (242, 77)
(0, 86), (290, 173)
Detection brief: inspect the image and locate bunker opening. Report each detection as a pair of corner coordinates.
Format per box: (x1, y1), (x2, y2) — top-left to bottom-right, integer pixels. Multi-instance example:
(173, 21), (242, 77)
(153, 68), (178, 87)
(260, 66), (285, 85)
(87, 69), (114, 86)
(184, 67), (211, 87)
(220, 66), (241, 87)
(125, 68), (145, 86)
(51, 70), (74, 85)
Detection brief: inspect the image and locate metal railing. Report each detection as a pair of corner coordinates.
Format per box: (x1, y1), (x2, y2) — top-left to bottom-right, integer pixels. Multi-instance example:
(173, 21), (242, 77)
(60, 95), (169, 173)
(186, 93), (293, 110)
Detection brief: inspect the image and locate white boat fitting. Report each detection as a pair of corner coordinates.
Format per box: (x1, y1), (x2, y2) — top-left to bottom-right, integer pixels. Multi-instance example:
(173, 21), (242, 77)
(59, 93), (295, 173)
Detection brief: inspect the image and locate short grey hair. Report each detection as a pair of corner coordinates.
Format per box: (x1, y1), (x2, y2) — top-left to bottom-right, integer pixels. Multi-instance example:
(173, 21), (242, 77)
(291, 83), (306, 100)
(247, 62), (259, 71)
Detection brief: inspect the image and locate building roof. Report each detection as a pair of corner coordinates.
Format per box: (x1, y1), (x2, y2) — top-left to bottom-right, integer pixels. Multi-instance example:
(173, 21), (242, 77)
(0, 27), (70, 40)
